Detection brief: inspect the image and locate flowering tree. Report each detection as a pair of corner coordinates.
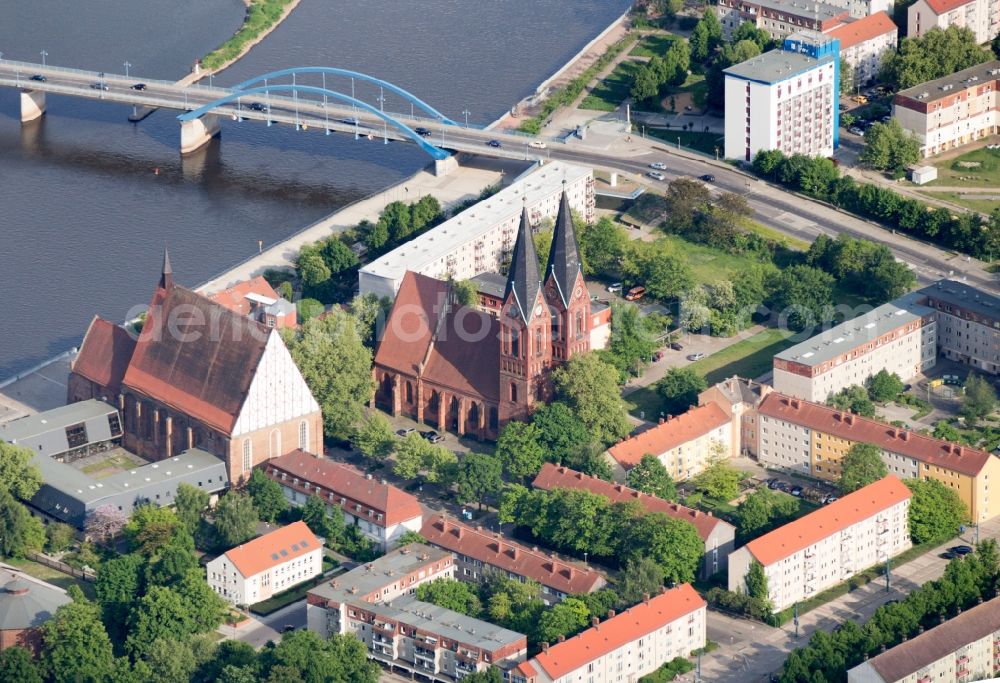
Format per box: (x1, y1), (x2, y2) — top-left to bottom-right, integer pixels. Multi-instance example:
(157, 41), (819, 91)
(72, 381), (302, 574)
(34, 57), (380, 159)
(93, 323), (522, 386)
(85, 505), (127, 543)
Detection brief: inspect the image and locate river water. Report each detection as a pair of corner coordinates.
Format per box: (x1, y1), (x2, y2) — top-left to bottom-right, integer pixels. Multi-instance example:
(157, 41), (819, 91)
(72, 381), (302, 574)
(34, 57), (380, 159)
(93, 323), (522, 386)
(0, 0), (630, 377)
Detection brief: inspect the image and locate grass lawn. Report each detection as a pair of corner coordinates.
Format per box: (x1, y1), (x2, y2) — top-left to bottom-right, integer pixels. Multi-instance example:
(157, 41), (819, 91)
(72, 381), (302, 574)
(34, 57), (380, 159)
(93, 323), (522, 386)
(580, 60), (641, 112)
(80, 450), (145, 478)
(688, 328), (798, 385)
(646, 127), (723, 156)
(624, 385), (668, 421)
(5, 558), (96, 599)
(740, 219), (811, 252)
(919, 191), (1000, 214)
(629, 33), (679, 58)
(659, 234), (765, 286)
(928, 146), (1000, 188)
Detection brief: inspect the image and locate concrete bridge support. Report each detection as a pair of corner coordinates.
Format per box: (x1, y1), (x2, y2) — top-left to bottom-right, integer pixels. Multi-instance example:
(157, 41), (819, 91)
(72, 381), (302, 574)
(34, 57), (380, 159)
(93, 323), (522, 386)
(179, 115), (221, 155)
(20, 90), (46, 123)
(434, 154), (458, 177)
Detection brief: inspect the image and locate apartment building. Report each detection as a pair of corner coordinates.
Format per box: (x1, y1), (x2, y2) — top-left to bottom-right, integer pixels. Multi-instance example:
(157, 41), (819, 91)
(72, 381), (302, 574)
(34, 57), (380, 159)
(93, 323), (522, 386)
(893, 61), (1000, 157)
(729, 476), (911, 612)
(420, 515), (606, 605)
(261, 450), (423, 550)
(827, 12), (898, 87)
(206, 521), (322, 606)
(724, 31), (840, 161)
(358, 162), (595, 299)
(848, 594), (1000, 682)
(605, 403), (733, 483)
(907, 0), (1000, 44)
(917, 280), (1000, 375)
(510, 585), (707, 683)
(757, 392), (1000, 521)
(716, 0), (849, 39)
(307, 544), (527, 680)
(773, 298), (938, 402)
(532, 464), (736, 578)
(698, 376), (772, 458)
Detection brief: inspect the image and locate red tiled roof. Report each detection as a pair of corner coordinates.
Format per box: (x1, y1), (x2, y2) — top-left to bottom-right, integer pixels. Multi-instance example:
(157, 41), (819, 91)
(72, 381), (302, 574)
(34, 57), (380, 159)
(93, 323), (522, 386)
(72, 316), (136, 395)
(826, 12), (896, 49)
(759, 392), (993, 476)
(420, 515), (605, 595)
(923, 0), (974, 15)
(122, 286), (269, 433)
(224, 521), (320, 578)
(208, 276), (279, 317)
(746, 476), (911, 566)
(374, 272), (500, 401)
(607, 403), (730, 468)
(264, 450), (422, 527)
(531, 464), (733, 542)
(524, 585), (706, 679)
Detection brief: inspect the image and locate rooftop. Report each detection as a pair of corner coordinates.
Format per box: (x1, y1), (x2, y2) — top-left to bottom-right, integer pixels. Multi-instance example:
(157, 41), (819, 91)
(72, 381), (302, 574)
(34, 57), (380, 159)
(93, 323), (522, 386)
(857, 595), (1000, 682)
(359, 162), (590, 285)
(525, 585), (706, 679)
(745, 476), (910, 566)
(606, 403), (730, 468)
(263, 450), (422, 526)
(223, 521), (320, 578)
(759, 392), (995, 477)
(922, 0), (977, 15)
(919, 279), (1000, 322)
(0, 565), (72, 631)
(469, 271), (508, 300)
(896, 60), (1000, 105)
(774, 298), (934, 368)
(0, 399), (120, 455)
(208, 276), (280, 316)
(739, 0), (846, 18)
(825, 12), (897, 49)
(309, 543), (452, 604)
(531, 464), (733, 542)
(420, 515), (605, 595)
(724, 48), (833, 85)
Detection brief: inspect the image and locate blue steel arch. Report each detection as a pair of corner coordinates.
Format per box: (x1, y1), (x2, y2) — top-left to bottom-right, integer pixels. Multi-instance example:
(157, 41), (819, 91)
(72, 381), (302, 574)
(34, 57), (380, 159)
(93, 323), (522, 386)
(231, 67), (458, 126)
(176, 84), (451, 160)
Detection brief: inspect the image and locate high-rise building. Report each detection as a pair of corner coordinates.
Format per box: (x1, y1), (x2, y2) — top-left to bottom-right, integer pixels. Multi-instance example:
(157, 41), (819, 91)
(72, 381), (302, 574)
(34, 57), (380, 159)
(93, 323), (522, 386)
(826, 12), (898, 87)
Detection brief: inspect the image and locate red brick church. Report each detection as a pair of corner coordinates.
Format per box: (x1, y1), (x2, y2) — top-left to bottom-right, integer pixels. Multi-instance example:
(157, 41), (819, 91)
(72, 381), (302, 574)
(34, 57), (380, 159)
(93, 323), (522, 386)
(372, 188), (594, 440)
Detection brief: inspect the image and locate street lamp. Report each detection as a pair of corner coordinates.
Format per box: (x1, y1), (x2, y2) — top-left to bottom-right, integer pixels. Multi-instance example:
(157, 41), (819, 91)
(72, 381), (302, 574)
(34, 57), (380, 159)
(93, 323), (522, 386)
(40, 50), (48, 67)
(123, 60), (131, 78)
(462, 109), (471, 128)
(677, 136), (681, 149)
(378, 85), (385, 112)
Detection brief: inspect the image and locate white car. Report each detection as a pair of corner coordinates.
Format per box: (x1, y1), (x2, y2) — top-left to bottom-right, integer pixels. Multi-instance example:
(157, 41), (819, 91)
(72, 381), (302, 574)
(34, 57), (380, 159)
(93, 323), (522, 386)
(607, 282), (623, 293)
(529, 140), (547, 149)
(647, 171), (665, 181)
(649, 161), (667, 170)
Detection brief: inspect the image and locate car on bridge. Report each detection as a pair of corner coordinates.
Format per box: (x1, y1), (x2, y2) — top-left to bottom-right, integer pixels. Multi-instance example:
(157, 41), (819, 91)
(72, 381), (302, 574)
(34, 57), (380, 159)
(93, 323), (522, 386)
(130, 83), (147, 91)
(30, 74), (47, 82)
(90, 81), (109, 91)
(529, 140), (547, 149)
(248, 102), (268, 112)
(700, 174), (715, 182)
(649, 161), (667, 170)
(486, 139), (502, 148)
(414, 127), (432, 137)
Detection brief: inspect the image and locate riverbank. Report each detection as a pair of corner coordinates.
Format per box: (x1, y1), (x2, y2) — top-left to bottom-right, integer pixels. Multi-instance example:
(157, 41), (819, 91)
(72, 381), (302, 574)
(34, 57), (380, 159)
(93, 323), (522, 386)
(198, 0), (301, 75)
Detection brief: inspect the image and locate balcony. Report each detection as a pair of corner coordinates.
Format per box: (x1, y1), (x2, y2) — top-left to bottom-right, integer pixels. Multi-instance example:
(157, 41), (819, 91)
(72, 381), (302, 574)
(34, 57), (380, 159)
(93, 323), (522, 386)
(414, 647), (436, 660)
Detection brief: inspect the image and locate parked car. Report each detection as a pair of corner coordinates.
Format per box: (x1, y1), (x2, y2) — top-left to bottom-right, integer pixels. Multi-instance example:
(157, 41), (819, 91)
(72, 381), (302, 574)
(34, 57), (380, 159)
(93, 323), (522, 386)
(652, 350), (664, 362)
(851, 95), (868, 104)
(941, 550), (959, 559)
(880, 114), (891, 122)
(396, 427), (415, 437)
(699, 174), (715, 182)
(421, 430), (444, 444)
(486, 139), (502, 148)
(649, 161), (667, 170)
(822, 494), (839, 504)
(30, 74), (47, 82)
(775, 482), (791, 493)
(282, 625), (296, 633)
(951, 545), (974, 555)
(686, 352), (705, 361)
(413, 126), (431, 137)
(669, 342), (683, 351)
(529, 140), (547, 149)
(790, 485), (804, 497)
(607, 282), (623, 293)
(767, 478), (780, 490)
(647, 171), (666, 181)
(849, 126), (865, 136)
(624, 285), (646, 301)
(838, 103), (849, 111)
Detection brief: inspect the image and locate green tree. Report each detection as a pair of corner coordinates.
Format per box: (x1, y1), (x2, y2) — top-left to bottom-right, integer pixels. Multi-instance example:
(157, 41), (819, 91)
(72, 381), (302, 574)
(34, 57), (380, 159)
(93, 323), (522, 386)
(631, 244), (694, 301)
(829, 384), (877, 418)
(553, 353), (632, 446)
(605, 302), (657, 380)
(301, 494), (345, 544)
(456, 452), (504, 508)
(626, 455), (677, 500)
(656, 367), (708, 416)
(692, 456), (741, 501)
(246, 469), (288, 524)
(737, 488), (775, 538)
(616, 557), (665, 608)
(295, 248), (331, 287)
(495, 421), (546, 482)
(578, 216), (629, 277)
(415, 578), (482, 616)
(260, 630), (378, 683)
(95, 553), (146, 645)
(531, 402), (594, 466)
(284, 310), (374, 441)
(175, 569), (227, 633)
(745, 560), (771, 611)
(126, 586), (193, 657)
(138, 638), (199, 683)
(881, 25), (990, 90)
(145, 532), (199, 586)
(0, 443), (42, 500)
(962, 373), (997, 426)
(350, 413), (397, 463)
(536, 597), (591, 644)
(770, 264), (835, 332)
(839, 57), (854, 95)
(838, 442), (888, 494)
(0, 489), (45, 558)
(45, 521), (76, 553)
(452, 278), (480, 307)
(175, 482), (210, 536)
(624, 513), (703, 584)
(689, 22), (711, 63)
(867, 369), (905, 403)
(860, 119), (922, 173)
(393, 432), (431, 480)
(905, 478), (967, 544)
(932, 419), (963, 443)
(213, 491), (258, 548)
(0, 646), (43, 683)
(350, 292), (392, 348)
(395, 530), (427, 546)
(630, 63), (661, 102)
(125, 504), (181, 557)
(43, 587), (117, 683)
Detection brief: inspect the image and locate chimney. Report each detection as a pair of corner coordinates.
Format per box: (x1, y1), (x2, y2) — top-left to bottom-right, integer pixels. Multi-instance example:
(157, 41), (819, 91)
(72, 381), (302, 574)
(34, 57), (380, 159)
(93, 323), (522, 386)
(366, 473), (373, 480)
(511, 547), (518, 560)
(456, 526), (463, 540)
(380, 478), (387, 485)
(643, 592), (650, 603)
(591, 617), (600, 627)
(659, 417), (665, 424)
(660, 585), (668, 594)
(901, 431), (909, 441)
(557, 634), (566, 643)
(566, 567), (574, 579)
(845, 414), (854, 425)
(541, 642), (550, 653)
(476, 525), (483, 531)
(575, 471), (583, 479)
(615, 484), (624, 492)
(607, 609), (616, 619)
(558, 466), (566, 473)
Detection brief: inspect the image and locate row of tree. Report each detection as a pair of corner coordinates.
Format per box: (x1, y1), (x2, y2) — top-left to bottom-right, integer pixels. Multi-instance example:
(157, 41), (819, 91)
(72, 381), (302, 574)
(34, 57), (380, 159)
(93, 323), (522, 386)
(752, 150), (1000, 261)
(880, 25), (993, 91)
(630, 39), (691, 105)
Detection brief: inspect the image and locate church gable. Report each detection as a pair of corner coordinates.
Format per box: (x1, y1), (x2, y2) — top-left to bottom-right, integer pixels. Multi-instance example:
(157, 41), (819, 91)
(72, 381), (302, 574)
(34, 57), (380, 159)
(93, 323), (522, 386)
(232, 331), (320, 438)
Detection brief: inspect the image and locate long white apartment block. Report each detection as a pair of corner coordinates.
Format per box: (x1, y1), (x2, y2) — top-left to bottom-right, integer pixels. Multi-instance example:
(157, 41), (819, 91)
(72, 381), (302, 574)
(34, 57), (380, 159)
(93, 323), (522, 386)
(773, 298), (938, 402)
(728, 476), (911, 612)
(358, 162), (595, 299)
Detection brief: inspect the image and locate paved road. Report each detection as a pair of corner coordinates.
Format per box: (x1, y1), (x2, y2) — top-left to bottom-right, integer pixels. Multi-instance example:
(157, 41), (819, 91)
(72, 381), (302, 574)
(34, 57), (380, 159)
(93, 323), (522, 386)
(217, 598), (308, 649)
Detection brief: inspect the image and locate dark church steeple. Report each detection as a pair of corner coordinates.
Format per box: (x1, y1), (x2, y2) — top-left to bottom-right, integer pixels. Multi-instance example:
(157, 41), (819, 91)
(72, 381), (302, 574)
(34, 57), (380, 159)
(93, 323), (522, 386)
(158, 248), (174, 291)
(503, 201), (543, 321)
(544, 182), (582, 308)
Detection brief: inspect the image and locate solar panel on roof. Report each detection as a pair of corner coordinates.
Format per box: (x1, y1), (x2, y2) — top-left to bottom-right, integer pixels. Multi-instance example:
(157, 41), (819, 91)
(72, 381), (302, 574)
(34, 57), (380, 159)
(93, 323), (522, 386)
(271, 553), (279, 560)
(301, 539), (309, 547)
(280, 549), (288, 557)
(291, 543), (299, 552)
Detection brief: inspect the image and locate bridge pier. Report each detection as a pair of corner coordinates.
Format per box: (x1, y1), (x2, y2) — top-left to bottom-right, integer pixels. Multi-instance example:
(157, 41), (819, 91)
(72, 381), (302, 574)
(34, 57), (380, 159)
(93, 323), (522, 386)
(433, 155), (458, 177)
(179, 115), (221, 155)
(20, 90), (46, 123)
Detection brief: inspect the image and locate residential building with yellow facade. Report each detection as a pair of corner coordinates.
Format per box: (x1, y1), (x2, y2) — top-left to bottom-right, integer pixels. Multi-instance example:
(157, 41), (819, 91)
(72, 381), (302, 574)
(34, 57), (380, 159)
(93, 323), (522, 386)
(698, 376), (772, 459)
(758, 392), (1000, 522)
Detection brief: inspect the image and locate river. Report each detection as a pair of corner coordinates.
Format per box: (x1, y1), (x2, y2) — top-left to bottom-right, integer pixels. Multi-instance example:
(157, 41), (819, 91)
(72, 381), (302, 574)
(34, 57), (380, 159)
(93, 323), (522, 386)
(0, 0), (631, 377)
